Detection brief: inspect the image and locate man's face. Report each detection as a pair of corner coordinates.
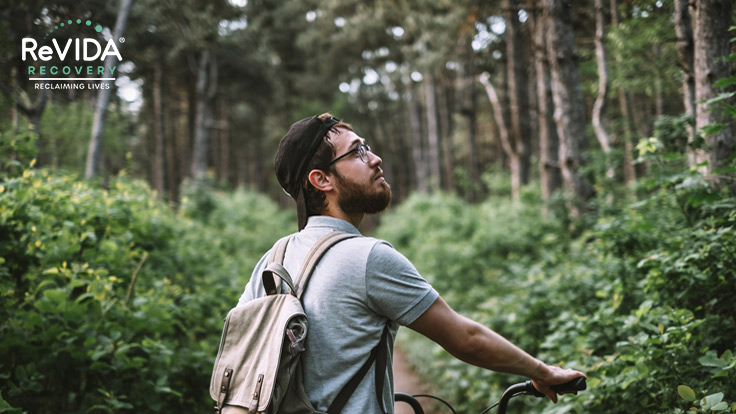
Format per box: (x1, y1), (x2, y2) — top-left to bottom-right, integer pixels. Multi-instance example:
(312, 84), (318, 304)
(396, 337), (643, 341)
(329, 130), (392, 215)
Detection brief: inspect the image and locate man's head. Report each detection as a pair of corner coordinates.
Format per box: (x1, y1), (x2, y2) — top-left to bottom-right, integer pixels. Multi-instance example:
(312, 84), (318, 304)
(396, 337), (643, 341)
(275, 113), (391, 230)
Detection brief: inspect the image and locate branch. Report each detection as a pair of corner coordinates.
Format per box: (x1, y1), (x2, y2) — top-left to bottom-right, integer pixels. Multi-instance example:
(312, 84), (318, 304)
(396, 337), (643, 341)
(123, 252), (148, 307)
(478, 72), (514, 158)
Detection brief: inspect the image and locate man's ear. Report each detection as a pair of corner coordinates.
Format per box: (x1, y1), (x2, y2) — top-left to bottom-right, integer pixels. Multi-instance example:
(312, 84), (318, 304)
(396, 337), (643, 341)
(307, 169), (334, 192)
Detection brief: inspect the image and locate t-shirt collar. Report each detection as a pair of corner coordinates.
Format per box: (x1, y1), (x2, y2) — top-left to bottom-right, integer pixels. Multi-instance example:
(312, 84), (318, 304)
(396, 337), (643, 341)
(303, 216), (362, 235)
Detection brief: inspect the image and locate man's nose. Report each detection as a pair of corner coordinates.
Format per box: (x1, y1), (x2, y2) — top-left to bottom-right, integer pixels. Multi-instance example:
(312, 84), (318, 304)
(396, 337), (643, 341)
(368, 151), (382, 166)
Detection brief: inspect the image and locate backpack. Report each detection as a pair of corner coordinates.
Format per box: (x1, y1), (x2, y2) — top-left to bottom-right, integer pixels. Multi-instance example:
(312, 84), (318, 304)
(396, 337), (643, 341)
(210, 231), (390, 414)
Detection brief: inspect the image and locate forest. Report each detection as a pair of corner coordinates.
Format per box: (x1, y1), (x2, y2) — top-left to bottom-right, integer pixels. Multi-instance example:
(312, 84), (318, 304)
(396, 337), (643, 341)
(1, 0), (735, 413)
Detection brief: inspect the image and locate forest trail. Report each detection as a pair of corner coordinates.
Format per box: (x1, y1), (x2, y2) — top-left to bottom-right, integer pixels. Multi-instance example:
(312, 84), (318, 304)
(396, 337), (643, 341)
(393, 347), (435, 414)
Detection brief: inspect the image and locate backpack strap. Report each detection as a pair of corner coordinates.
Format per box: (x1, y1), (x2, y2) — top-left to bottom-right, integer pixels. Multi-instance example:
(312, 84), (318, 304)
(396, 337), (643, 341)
(327, 325), (390, 414)
(294, 231), (357, 299)
(262, 262), (297, 295)
(262, 235), (291, 295)
(291, 231), (390, 414)
(270, 235), (291, 264)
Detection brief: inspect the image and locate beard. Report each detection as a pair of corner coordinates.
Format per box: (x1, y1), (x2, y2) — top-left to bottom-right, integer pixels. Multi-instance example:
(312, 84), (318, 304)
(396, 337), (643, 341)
(334, 170), (392, 215)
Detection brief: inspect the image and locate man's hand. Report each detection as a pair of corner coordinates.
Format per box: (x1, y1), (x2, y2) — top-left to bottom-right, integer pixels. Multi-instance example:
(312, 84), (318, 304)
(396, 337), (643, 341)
(531, 365), (587, 403)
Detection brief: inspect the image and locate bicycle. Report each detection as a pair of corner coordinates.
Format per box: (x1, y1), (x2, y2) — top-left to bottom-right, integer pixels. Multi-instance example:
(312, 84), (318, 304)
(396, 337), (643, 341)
(395, 377), (587, 414)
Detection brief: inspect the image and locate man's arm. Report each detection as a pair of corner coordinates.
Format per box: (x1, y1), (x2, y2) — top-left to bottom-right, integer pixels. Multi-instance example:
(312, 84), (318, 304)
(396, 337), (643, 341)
(407, 297), (585, 403)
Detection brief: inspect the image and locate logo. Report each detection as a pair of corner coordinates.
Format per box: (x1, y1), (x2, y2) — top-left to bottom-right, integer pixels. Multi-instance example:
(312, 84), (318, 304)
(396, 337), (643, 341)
(22, 18), (123, 91)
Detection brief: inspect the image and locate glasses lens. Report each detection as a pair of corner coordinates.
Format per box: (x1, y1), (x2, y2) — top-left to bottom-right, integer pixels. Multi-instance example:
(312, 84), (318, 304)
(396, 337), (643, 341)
(358, 145), (371, 163)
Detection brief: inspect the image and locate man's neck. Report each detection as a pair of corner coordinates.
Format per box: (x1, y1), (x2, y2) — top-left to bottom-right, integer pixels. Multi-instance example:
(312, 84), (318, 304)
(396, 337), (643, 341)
(320, 208), (363, 230)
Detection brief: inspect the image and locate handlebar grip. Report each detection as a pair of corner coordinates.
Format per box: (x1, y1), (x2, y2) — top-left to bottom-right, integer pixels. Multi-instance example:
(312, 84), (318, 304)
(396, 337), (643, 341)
(551, 377), (587, 394)
(527, 377), (587, 398)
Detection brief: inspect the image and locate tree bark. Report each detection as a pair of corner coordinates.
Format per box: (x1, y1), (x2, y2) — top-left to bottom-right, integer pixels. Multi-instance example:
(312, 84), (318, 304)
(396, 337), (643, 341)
(479, 72), (521, 201)
(217, 100), (229, 185)
(85, 0), (134, 178)
(152, 60), (166, 196)
(693, 0), (734, 183)
(543, 0), (595, 218)
(405, 75), (427, 192)
(424, 71), (442, 190)
(437, 73), (455, 192)
(165, 91), (179, 202)
(592, 0), (613, 179)
(191, 50), (218, 180)
(675, 0), (696, 158)
(505, 0), (532, 195)
(611, 0), (637, 186)
(530, 3), (562, 207)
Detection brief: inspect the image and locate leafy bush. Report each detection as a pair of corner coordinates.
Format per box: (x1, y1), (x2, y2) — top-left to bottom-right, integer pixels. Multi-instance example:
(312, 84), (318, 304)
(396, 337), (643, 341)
(0, 169), (292, 413)
(378, 170), (736, 413)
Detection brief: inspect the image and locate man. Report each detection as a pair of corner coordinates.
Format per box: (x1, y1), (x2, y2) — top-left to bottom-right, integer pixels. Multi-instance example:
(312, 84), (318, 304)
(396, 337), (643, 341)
(239, 113), (585, 413)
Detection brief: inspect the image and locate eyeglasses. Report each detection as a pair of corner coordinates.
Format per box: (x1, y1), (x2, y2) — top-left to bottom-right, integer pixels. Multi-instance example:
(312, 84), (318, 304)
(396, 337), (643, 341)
(328, 144), (372, 165)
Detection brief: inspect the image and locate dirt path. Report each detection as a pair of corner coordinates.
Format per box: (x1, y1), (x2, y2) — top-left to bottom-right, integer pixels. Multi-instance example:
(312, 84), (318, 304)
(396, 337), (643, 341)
(393, 347), (433, 414)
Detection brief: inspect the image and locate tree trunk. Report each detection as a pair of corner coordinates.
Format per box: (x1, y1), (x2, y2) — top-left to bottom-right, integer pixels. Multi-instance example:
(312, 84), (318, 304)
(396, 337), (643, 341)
(653, 41), (664, 118)
(505, 0), (532, 194)
(437, 73), (455, 192)
(458, 50), (480, 201)
(424, 71), (442, 190)
(543, 0), (594, 218)
(152, 60), (166, 196)
(675, 0), (696, 157)
(191, 50), (218, 180)
(693, 0), (734, 183)
(217, 101), (229, 185)
(405, 75), (427, 192)
(592, 0), (613, 179)
(530, 3), (562, 208)
(479, 72), (521, 201)
(165, 91), (179, 202)
(611, 0), (637, 186)
(85, 0), (134, 179)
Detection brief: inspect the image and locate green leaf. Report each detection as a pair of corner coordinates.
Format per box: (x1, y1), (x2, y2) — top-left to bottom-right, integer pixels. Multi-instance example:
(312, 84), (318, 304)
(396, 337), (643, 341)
(678, 385), (696, 402)
(713, 76), (736, 89)
(702, 393), (724, 410)
(699, 351), (728, 368)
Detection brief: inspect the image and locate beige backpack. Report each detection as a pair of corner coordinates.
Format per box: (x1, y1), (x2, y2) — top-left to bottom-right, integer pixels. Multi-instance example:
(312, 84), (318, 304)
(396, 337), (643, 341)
(210, 231), (389, 413)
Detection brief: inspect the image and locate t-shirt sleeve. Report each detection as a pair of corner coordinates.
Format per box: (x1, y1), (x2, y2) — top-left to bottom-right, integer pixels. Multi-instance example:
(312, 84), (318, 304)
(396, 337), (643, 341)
(365, 241), (439, 326)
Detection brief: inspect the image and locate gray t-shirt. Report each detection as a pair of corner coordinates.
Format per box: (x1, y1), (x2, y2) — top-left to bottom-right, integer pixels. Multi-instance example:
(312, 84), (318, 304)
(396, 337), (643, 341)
(238, 216), (439, 413)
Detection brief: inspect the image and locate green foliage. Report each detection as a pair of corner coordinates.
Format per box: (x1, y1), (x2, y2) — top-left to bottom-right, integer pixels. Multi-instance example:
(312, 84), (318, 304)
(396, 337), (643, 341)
(607, 1), (680, 98)
(37, 101), (133, 175)
(0, 127), (38, 179)
(379, 163), (736, 413)
(0, 169), (292, 413)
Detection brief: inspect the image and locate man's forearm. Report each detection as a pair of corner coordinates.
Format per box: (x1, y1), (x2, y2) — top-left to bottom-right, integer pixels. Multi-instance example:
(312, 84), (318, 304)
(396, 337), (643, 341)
(442, 316), (551, 380)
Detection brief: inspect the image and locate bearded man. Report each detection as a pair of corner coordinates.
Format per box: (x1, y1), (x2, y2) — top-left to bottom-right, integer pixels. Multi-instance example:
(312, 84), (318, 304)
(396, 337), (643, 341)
(237, 113), (584, 413)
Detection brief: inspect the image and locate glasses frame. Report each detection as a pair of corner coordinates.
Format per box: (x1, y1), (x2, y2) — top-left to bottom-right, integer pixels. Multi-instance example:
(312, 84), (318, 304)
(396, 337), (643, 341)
(328, 144), (372, 166)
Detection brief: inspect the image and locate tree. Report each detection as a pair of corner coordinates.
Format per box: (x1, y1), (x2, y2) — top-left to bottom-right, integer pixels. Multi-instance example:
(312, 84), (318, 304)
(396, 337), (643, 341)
(543, 0), (594, 217)
(424, 70), (442, 189)
(609, 0), (637, 186)
(674, 0), (696, 156)
(504, 0), (532, 201)
(529, 2), (561, 208)
(85, 0), (134, 178)
(592, 0), (613, 179)
(693, 0), (734, 184)
(190, 50), (217, 180)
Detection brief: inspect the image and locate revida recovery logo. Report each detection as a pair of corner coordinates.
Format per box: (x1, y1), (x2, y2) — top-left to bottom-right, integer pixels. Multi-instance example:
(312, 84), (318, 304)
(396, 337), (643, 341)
(22, 18), (123, 90)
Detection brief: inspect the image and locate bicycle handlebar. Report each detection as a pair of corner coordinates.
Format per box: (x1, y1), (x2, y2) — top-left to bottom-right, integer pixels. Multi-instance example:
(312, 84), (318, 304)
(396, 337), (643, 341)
(395, 393), (425, 414)
(529, 377), (588, 397)
(395, 377), (587, 414)
(496, 377), (586, 413)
